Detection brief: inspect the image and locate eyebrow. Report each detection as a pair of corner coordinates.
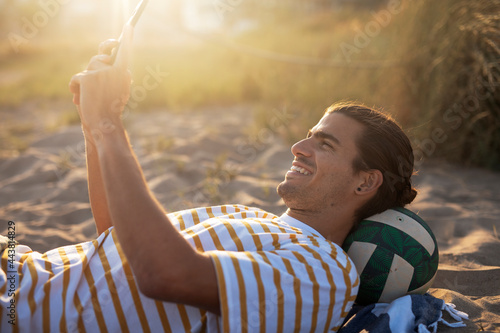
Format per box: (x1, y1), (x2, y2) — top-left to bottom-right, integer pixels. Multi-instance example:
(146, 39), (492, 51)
(307, 129), (342, 146)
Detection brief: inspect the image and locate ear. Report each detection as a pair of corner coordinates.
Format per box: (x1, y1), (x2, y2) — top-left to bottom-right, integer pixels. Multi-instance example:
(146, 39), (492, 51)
(355, 169), (383, 196)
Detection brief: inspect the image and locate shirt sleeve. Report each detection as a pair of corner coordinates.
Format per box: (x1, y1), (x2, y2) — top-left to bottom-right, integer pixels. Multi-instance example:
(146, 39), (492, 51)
(207, 246), (359, 333)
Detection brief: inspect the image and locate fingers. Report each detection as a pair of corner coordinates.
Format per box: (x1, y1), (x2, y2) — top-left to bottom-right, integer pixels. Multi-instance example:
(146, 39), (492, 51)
(88, 25), (133, 70)
(114, 25), (134, 70)
(70, 28), (133, 108)
(88, 54), (113, 69)
(99, 39), (119, 55)
(69, 54), (111, 106)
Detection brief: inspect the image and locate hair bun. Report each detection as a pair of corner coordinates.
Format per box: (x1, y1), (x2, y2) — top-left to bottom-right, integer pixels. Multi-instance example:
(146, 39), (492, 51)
(400, 185), (418, 206)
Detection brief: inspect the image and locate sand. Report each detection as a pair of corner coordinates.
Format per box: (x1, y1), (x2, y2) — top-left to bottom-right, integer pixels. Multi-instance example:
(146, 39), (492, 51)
(1, 105), (499, 332)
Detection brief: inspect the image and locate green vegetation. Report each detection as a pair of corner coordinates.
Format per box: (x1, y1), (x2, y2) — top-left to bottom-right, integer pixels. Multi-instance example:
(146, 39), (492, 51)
(202, 153), (238, 205)
(141, 135), (176, 154)
(0, 0), (498, 168)
(398, 0), (500, 170)
(0, 122), (34, 155)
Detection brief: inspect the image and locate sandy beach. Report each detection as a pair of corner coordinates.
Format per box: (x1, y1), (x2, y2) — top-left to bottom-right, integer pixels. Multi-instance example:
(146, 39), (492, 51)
(1, 105), (499, 331)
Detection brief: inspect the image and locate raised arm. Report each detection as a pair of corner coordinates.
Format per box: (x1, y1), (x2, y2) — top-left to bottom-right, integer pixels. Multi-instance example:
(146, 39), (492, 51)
(69, 27), (220, 314)
(81, 123), (113, 234)
(70, 40), (121, 235)
(90, 149), (114, 235)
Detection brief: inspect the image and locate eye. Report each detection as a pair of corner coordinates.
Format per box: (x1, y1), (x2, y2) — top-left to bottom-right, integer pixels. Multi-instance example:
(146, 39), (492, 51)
(321, 141), (334, 150)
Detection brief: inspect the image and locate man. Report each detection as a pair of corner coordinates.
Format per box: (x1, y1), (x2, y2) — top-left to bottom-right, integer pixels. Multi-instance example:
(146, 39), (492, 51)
(0, 28), (417, 332)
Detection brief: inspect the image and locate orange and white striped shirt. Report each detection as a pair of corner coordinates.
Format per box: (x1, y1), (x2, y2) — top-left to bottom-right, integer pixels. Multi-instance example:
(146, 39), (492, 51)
(0, 204), (358, 332)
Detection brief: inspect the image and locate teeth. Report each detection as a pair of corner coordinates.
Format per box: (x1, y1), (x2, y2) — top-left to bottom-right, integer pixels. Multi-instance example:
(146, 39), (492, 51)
(291, 165), (311, 175)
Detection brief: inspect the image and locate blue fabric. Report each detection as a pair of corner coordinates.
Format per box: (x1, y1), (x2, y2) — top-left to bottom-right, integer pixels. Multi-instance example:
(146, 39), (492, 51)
(339, 294), (445, 333)
(413, 294), (445, 329)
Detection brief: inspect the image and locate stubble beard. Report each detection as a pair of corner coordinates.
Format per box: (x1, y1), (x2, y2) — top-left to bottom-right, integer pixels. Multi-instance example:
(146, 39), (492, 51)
(277, 180), (316, 211)
(277, 177), (352, 213)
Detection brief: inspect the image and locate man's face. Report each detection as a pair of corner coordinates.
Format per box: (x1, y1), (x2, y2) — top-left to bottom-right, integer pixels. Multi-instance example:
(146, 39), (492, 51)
(277, 112), (365, 213)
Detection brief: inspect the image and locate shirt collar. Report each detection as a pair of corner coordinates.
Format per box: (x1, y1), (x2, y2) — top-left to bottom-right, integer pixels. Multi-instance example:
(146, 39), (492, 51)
(278, 213), (324, 238)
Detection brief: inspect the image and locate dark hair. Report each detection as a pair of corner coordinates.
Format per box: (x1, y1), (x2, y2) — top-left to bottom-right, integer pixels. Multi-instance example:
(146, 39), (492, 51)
(326, 102), (417, 223)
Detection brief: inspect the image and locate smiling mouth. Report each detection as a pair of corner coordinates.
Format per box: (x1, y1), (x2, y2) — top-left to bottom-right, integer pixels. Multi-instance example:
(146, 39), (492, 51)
(290, 165), (311, 175)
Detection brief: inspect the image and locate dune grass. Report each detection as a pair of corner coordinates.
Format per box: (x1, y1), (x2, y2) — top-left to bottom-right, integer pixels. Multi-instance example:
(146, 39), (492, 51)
(397, 0), (500, 169)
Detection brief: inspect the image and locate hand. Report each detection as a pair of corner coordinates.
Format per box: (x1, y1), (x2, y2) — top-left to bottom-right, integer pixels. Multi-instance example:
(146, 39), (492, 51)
(69, 25), (133, 132)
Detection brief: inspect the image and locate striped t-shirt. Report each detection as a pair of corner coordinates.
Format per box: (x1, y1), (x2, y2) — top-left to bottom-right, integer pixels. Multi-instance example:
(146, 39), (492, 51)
(0, 204), (359, 332)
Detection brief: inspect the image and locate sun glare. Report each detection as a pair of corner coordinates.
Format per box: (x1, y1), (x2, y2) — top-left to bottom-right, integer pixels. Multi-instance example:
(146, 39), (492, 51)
(112, 0), (131, 35)
(53, 0), (144, 42)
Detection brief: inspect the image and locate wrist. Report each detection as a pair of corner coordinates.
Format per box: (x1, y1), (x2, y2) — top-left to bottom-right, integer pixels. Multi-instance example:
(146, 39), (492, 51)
(81, 122), (96, 147)
(84, 117), (125, 146)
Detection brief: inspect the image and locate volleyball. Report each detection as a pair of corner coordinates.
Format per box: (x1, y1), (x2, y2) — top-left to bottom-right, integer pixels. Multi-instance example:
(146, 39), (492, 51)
(342, 207), (439, 305)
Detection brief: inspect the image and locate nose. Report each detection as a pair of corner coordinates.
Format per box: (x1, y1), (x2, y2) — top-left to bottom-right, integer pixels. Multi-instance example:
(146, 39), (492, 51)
(291, 138), (313, 157)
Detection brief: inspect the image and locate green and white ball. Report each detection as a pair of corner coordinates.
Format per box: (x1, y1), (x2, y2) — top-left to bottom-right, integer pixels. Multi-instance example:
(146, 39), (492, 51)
(342, 207), (439, 305)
